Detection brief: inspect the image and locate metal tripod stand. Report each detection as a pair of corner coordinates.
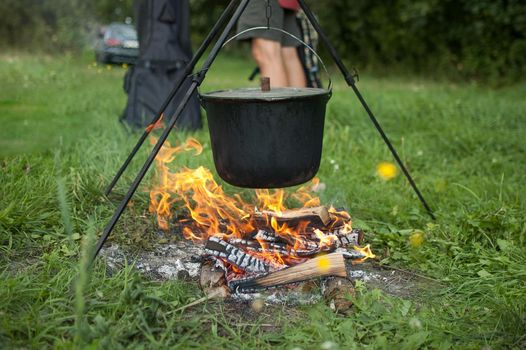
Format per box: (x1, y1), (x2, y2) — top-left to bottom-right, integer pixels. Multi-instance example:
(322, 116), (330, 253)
(91, 0), (436, 265)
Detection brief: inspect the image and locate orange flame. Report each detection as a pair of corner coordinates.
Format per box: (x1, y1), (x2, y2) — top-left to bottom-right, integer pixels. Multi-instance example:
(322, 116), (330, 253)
(145, 114), (165, 133)
(255, 189), (286, 215)
(148, 137), (371, 268)
(291, 178), (321, 208)
(313, 228), (337, 248)
(352, 244), (376, 264)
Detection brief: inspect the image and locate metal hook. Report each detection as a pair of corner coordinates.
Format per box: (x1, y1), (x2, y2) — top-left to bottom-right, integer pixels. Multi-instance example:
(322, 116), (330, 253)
(352, 67), (359, 82)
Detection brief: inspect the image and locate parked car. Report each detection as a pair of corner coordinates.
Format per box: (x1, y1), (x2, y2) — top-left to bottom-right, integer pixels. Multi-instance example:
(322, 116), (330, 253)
(95, 23), (139, 64)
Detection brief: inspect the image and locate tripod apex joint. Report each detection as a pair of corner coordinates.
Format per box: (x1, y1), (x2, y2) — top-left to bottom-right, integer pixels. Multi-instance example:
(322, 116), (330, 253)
(192, 69), (208, 84)
(352, 67), (359, 82)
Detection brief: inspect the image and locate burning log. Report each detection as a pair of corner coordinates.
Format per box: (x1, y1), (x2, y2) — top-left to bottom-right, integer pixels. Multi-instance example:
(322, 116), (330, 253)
(226, 230), (362, 259)
(335, 228), (364, 247)
(253, 206), (331, 228)
(227, 236), (321, 258)
(254, 227), (363, 251)
(254, 229), (280, 242)
(226, 237), (299, 258)
(208, 227), (364, 268)
(328, 207), (352, 227)
(230, 252), (347, 293)
(253, 229), (320, 251)
(204, 236), (271, 273)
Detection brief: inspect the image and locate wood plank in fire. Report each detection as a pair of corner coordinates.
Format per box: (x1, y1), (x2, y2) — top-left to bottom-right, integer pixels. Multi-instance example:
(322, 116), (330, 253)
(230, 252), (347, 293)
(253, 206), (332, 228)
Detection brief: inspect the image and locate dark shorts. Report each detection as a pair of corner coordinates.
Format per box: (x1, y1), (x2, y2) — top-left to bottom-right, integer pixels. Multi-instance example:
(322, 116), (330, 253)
(236, 0), (301, 47)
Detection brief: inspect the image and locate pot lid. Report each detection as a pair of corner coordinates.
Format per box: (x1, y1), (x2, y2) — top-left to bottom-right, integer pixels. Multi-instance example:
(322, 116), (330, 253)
(200, 87), (330, 101)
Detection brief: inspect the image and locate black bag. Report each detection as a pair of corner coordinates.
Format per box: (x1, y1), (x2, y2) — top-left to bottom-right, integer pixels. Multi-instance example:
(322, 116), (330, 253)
(120, 0), (201, 130)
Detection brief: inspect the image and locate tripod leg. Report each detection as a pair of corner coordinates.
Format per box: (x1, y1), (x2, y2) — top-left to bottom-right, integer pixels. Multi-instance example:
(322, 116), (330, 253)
(90, 0), (253, 266)
(298, 0), (436, 220)
(350, 85), (436, 220)
(104, 0), (241, 196)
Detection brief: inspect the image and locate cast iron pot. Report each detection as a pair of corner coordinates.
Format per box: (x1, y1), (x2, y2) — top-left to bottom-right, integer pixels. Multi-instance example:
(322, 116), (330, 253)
(200, 86), (331, 188)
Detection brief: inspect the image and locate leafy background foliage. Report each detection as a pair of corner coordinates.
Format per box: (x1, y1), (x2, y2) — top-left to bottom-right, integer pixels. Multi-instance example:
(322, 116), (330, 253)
(0, 0), (525, 83)
(311, 0), (526, 84)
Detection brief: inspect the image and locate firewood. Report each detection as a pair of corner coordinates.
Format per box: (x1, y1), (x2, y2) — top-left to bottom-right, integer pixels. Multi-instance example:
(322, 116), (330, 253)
(335, 228), (363, 247)
(253, 206), (331, 228)
(227, 236), (323, 258)
(323, 277), (355, 314)
(252, 228), (363, 252)
(204, 236), (271, 273)
(327, 207), (352, 227)
(230, 252), (347, 292)
(199, 260), (230, 299)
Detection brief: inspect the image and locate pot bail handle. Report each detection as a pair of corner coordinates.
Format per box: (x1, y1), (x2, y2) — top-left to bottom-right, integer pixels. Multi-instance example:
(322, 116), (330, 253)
(223, 26), (333, 93)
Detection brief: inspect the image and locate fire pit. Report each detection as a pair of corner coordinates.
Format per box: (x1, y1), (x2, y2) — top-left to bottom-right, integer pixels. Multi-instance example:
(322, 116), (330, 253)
(95, 0), (435, 285)
(143, 137), (375, 305)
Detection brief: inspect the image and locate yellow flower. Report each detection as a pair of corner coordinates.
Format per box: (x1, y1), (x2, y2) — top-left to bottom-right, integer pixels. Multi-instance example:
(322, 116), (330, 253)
(317, 255), (330, 273)
(376, 161), (398, 180)
(250, 298), (264, 312)
(409, 231), (424, 248)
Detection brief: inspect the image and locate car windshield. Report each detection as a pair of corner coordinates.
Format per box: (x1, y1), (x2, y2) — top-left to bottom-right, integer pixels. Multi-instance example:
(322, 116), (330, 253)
(111, 25), (137, 40)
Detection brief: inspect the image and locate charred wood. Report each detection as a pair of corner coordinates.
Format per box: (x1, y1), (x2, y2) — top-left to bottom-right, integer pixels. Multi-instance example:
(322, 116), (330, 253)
(335, 228), (364, 247)
(204, 236), (271, 273)
(227, 237), (321, 258)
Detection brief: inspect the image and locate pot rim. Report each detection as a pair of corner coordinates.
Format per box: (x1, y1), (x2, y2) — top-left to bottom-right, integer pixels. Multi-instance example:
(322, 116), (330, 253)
(200, 87), (331, 103)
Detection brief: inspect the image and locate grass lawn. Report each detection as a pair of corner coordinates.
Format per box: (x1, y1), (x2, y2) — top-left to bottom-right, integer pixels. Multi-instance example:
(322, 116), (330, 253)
(1, 51), (525, 349)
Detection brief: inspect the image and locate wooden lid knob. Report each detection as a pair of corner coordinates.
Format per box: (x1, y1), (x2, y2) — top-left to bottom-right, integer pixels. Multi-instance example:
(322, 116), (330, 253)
(260, 77), (270, 92)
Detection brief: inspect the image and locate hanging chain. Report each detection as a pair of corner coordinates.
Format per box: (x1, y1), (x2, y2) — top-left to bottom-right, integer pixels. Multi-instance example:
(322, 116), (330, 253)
(266, 0), (271, 29)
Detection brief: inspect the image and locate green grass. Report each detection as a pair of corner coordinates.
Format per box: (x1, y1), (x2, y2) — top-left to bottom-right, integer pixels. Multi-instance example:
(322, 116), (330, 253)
(1, 51), (525, 349)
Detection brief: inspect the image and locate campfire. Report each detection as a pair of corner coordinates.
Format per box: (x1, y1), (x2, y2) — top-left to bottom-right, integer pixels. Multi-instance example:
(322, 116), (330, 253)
(148, 137), (375, 297)
(90, 0), (436, 315)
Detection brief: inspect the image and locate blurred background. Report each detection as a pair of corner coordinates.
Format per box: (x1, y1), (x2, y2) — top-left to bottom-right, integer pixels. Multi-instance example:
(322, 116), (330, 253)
(1, 0), (525, 84)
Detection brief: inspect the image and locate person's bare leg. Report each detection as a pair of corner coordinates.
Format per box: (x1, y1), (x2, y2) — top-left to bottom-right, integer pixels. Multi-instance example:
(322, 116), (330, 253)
(251, 38), (288, 87)
(281, 47), (306, 88)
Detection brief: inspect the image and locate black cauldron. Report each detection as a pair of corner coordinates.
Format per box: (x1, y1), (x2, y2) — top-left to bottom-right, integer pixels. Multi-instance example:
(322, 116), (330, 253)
(200, 86), (331, 188)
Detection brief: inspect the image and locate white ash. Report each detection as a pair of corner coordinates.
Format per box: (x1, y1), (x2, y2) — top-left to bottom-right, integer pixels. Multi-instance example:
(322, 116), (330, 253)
(100, 240), (203, 280)
(348, 270), (365, 279)
(362, 271), (382, 282)
(100, 242), (419, 302)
